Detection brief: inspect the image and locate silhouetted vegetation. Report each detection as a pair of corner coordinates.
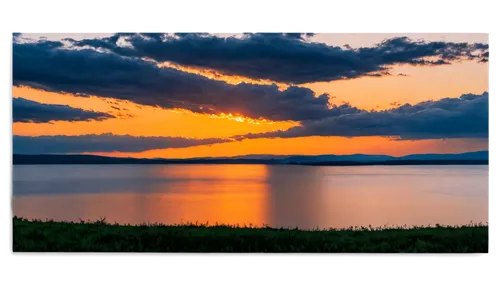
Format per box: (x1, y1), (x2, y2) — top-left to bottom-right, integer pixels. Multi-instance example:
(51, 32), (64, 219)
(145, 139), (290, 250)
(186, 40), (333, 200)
(13, 217), (488, 252)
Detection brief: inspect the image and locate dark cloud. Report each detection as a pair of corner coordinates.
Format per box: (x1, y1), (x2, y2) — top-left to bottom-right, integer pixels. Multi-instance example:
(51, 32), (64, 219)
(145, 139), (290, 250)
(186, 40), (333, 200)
(13, 40), (332, 121)
(285, 33), (315, 39)
(13, 33), (488, 140)
(13, 97), (115, 123)
(66, 33), (489, 84)
(242, 33), (315, 40)
(364, 71), (393, 77)
(234, 92), (488, 140)
(13, 133), (231, 154)
(479, 49), (491, 62)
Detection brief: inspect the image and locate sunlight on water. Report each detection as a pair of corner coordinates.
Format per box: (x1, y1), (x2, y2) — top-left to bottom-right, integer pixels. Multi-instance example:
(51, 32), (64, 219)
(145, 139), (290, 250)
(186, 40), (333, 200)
(12, 164), (488, 229)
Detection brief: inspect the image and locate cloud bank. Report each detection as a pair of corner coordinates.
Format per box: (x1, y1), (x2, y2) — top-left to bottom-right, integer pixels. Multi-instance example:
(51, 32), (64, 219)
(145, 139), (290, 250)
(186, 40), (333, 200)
(13, 40), (333, 121)
(13, 34), (489, 123)
(13, 97), (114, 123)
(67, 33), (489, 84)
(234, 92), (489, 140)
(12, 34), (489, 143)
(13, 133), (231, 154)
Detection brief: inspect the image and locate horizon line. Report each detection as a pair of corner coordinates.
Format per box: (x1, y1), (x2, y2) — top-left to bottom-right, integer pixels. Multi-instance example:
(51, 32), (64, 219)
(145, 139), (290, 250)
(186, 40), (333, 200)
(12, 150), (489, 160)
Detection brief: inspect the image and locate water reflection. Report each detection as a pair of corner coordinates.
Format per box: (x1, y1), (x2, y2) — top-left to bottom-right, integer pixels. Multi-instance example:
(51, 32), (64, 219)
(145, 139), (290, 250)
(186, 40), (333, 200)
(266, 165), (327, 228)
(13, 164), (270, 226)
(12, 164), (488, 229)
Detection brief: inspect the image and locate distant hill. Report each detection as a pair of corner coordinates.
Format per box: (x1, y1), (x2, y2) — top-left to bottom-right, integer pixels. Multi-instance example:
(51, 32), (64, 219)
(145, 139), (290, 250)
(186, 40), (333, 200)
(398, 151), (488, 161)
(280, 154), (395, 164)
(191, 151), (488, 163)
(13, 151), (488, 166)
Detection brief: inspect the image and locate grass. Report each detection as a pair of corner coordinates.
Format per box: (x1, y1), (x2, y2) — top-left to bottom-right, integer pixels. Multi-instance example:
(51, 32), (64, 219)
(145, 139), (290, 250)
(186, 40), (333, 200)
(13, 217), (488, 253)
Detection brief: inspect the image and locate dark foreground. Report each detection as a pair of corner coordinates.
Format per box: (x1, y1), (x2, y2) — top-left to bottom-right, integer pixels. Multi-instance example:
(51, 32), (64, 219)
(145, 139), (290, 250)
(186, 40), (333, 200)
(13, 217), (488, 253)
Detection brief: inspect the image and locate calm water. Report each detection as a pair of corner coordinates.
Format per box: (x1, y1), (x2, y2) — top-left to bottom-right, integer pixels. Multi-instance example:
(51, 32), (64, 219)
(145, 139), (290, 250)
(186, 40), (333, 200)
(12, 164), (488, 229)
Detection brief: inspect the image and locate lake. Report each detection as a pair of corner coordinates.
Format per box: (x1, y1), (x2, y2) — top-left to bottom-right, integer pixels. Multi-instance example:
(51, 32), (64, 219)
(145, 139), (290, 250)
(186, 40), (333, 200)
(12, 164), (488, 229)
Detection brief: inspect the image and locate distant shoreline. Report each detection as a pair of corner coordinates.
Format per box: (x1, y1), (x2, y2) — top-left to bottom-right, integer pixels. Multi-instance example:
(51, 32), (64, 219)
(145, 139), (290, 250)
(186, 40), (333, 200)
(13, 154), (488, 166)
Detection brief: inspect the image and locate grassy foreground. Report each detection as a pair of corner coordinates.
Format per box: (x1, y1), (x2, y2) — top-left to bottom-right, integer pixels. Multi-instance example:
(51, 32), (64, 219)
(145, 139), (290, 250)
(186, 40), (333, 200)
(13, 217), (488, 253)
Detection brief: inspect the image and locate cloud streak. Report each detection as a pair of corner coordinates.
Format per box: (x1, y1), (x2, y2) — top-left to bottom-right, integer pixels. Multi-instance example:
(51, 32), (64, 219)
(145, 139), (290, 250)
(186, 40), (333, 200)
(13, 133), (231, 154)
(67, 33), (488, 84)
(234, 92), (489, 140)
(13, 97), (114, 123)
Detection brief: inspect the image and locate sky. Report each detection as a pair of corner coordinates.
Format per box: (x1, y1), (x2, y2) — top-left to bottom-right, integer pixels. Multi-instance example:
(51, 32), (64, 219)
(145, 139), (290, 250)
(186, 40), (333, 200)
(12, 33), (489, 158)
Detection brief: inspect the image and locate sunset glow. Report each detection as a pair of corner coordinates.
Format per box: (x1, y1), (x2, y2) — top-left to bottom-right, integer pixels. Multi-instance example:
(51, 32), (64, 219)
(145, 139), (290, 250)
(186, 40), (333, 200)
(158, 61), (289, 90)
(12, 33), (488, 158)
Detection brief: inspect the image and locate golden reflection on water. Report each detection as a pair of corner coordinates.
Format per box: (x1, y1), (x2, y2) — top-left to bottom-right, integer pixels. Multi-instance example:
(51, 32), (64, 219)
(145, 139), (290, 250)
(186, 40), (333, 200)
(13, 164), (271, 226)
(12, 164), (488, 229)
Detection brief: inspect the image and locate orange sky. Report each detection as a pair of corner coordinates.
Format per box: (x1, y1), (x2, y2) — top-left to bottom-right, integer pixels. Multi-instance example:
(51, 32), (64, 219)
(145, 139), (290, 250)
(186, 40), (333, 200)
(12, 33), (489, 158)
